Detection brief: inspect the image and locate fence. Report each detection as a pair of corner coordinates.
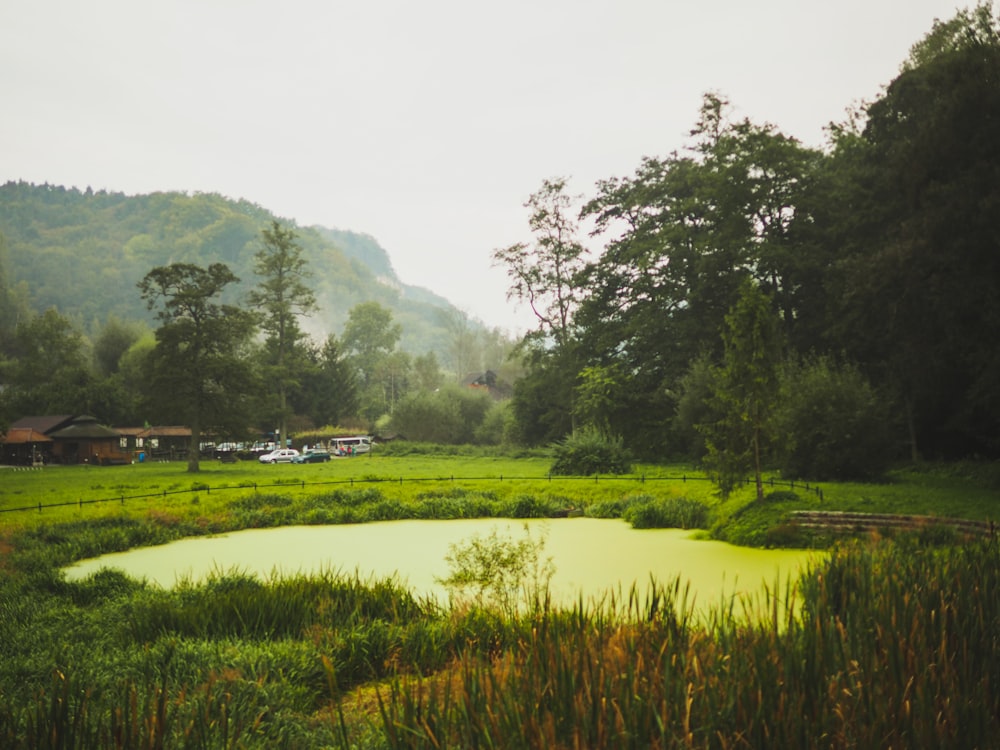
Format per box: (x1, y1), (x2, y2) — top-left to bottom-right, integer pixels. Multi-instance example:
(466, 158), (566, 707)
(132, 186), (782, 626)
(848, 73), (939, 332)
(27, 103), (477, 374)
(0, 472), (826, 516)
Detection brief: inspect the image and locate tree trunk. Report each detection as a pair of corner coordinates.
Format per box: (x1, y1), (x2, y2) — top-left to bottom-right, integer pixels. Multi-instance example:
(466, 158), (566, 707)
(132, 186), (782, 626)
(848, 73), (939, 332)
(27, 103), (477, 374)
(187, 419), (201, 473)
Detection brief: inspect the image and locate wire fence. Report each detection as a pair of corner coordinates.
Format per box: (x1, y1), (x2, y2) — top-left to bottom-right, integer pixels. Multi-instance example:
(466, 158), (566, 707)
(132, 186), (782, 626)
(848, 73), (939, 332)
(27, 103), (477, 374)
(0, 472), (825, 516)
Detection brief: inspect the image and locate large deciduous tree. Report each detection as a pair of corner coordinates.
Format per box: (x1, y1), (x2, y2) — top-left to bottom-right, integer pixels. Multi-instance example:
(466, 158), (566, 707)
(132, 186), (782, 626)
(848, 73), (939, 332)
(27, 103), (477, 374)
(247, 221), (317, 451)
(574, 95), (818, 457)
(138, 263), (257, 472)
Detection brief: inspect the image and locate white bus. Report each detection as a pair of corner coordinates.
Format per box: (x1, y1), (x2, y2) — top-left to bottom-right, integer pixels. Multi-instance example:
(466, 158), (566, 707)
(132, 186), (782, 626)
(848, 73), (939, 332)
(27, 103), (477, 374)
(330, 435), (372, 455)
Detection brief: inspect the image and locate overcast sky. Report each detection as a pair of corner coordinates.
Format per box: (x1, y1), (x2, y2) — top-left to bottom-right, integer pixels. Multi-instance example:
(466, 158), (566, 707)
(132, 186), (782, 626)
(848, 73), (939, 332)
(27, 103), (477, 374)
(1, 0), (966, 334)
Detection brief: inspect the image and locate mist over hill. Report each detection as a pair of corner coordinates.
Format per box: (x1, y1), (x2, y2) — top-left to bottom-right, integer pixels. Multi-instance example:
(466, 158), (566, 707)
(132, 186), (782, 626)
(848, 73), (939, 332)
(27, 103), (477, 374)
(0, 181), (481, 363)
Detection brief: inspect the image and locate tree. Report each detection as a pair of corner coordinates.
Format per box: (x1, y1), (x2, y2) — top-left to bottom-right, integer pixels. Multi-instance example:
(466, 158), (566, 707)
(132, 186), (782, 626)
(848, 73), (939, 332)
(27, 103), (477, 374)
(492, 177), (588, 347)
(493, 178), (590, 443)
(0, 308), (93, 420)
(412, 351), (444, 392)
(342, 302), (401, 381)
(573, 96), (819, 457)
(573, 363), (622, 433)
(92, 315), (146, 377)
(0, 233), (30, 356)
(699, 280), (783, 500)
(817, 6), (1000, 458)
(247, 221), (317, 451)
(342, 301), (404, 422)
(138, 263), (258, 472)
(297, 334), (358, 428)
(441, 308), (478, 381)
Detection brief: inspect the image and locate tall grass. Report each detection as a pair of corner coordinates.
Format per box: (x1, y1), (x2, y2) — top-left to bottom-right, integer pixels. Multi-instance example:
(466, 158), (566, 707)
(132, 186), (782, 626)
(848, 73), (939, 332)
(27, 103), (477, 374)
(360, 540), (1000, 748)
(2, 539), (998, 747)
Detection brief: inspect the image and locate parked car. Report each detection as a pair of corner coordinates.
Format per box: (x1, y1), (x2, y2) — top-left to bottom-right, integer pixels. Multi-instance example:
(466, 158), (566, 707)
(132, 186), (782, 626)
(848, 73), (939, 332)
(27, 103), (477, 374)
(331, 435), (372, 455)
(258, 448), (300, 464)
(293, 449), (331, 464)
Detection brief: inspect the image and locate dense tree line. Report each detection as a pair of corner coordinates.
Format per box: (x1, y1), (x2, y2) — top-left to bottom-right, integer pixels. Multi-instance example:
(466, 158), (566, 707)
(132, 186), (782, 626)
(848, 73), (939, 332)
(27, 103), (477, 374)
(496, 5), (1000, 474)
(0, 220), (518, 469)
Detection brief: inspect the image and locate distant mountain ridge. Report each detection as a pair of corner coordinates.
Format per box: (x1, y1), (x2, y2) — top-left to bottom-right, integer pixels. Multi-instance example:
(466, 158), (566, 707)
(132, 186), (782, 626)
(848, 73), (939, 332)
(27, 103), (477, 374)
(0, 181), (470, 359)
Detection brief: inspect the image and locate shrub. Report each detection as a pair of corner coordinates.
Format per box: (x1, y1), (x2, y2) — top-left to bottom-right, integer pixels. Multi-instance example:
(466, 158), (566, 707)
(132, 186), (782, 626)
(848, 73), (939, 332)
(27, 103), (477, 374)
(389, 385), (494, 444)
(622, 497), (710, 529)
(436, 524), (554, 617)
(473, 401), (515, 446)
(776, 357), (894, 481)
(549, 427), (632, 476)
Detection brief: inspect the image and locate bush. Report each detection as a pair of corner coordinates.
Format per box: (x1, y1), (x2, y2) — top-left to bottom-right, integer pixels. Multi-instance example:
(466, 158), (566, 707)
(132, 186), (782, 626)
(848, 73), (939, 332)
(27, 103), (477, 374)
(389, 385), (494, 444)
(549, 428), (632, 476)
(436, 524), (554, 616)
(622, 497), (710, 529)
(776, 357), (894, 481)
(473, 401), (515, 446)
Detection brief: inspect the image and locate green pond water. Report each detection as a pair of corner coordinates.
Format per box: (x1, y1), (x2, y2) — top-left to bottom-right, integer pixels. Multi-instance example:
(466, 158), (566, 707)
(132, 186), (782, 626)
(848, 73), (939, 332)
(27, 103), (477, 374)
(65, 518), (819, 614)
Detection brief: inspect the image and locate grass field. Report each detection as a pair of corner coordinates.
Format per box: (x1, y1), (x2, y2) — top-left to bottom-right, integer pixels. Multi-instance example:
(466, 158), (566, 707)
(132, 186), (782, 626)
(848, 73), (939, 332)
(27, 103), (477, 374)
(2, 451), (997, 539)
(1, 452), (998, 747)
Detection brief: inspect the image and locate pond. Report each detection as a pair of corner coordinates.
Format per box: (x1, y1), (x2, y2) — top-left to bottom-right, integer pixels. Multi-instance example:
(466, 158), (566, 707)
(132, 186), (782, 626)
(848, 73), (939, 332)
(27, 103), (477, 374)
(65, 518), (819, 615)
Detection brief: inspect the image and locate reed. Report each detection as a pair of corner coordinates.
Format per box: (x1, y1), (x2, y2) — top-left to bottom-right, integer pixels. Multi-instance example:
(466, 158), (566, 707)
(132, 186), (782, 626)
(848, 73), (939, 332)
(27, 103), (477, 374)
(361, 540), (1000, 748)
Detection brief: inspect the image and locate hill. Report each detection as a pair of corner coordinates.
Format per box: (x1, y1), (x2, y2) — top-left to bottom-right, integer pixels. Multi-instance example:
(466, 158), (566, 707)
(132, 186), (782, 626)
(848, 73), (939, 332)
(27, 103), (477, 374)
(0, 181), (474, 361)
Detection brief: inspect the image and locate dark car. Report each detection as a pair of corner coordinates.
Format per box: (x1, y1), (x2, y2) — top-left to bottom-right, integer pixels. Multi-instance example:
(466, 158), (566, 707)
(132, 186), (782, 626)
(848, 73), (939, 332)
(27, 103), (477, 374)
(293, 449), (331, 464)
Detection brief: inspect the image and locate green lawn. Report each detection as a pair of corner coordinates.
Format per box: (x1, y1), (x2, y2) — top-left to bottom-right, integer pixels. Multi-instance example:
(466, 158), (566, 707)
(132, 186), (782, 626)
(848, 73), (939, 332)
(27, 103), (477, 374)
(2, 453), (997, 540)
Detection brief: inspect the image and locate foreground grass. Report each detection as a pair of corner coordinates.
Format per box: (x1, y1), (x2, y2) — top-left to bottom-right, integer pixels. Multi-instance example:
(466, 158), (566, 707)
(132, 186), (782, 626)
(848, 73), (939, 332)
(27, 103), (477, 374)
(0, 454), (998, 746)
(1, 538), (997, 747)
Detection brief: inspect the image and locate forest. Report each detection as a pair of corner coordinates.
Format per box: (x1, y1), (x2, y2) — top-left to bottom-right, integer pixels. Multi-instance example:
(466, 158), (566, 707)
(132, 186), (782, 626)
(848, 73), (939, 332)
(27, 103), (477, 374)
(1, 5), (999, 478)
(495, 5), (1000, 474)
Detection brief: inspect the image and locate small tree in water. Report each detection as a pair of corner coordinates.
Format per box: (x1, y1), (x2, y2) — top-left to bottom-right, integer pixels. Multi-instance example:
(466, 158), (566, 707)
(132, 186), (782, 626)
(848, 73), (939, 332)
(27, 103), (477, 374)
(437, 524), (555, 617)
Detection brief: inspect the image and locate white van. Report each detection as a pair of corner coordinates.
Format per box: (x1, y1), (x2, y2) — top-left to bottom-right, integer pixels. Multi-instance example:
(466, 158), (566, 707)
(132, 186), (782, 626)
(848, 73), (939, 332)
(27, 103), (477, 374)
(330, 436), (372, 456)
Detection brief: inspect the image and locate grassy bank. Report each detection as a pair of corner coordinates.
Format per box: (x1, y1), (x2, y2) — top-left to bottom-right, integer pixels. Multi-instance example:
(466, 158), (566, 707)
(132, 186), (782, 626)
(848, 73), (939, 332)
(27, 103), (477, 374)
(1, 454), (998, 746)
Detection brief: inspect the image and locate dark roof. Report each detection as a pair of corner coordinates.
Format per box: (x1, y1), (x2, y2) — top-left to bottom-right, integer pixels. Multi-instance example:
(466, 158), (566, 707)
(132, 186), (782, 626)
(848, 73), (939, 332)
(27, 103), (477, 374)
(9, 415), (76, 435)
(48, 416), (120, 440)
(462, 370), (498, 387)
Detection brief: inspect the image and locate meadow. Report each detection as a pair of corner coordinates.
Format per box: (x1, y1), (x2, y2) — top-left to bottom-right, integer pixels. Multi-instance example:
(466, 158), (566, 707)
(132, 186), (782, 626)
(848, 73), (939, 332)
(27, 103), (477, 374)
(1, 451), (998, 747)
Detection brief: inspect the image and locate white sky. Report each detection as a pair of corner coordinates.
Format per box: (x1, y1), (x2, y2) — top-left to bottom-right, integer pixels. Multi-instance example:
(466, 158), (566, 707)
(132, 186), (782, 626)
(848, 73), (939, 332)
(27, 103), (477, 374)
(0, 0), (967, 335)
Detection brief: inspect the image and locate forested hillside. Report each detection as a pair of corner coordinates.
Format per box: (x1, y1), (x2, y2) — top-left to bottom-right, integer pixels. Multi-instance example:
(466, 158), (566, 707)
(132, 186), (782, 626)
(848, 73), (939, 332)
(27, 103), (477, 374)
(0, 183), (468, 358)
